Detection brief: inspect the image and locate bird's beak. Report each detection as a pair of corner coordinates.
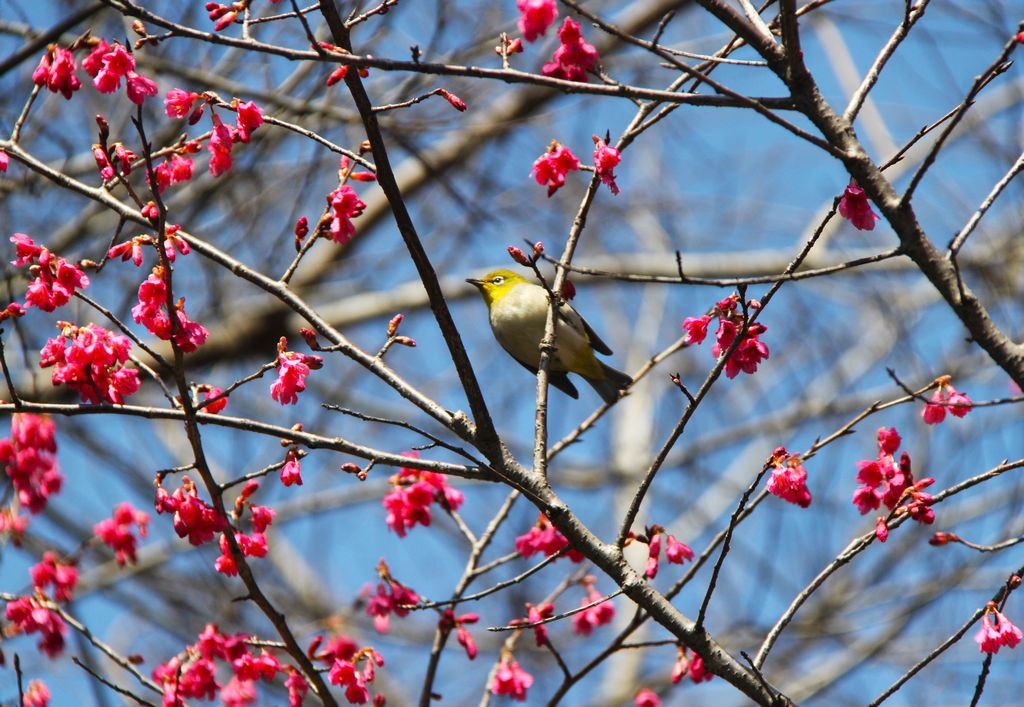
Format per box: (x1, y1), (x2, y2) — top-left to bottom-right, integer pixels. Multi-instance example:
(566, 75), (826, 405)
(466, 278), (484, 287)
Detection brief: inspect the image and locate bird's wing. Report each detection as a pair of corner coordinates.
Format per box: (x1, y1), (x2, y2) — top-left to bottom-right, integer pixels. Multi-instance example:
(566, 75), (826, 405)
(558, 302), (613, 356)
(510, 357), (580, 399)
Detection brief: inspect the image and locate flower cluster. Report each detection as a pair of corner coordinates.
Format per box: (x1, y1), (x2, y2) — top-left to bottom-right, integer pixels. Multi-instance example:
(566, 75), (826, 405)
(365, 560), (420, 633)
(270, 337), (323, 405)
(515, 512), (585, 562)
(327, 184), (368, 244)
(530, 141), (580, 197)
(107, 228), (190, 268)
(153, 623), (288, 706)
(30, 551), (78, 602)
(382, 450), (464, 537)
(766, 447), (812, 508)
(439, 608), (480, 660)
(517, 0), (558, 41)
(4, 596), (67, 657)
(683, 294), (770, 378)
(837, 179), (880, 231)
(327, 647), (385, 704)
(132, 271), (209, 353)
(0, 413), (62, 514)
(23, 680), (51, 707)
(93, 502), (150, 565)
(32, 45), (81, 99)
(40, 322), (141, 404)
(280, 448), (303, 486)
(491, 655), (534, 702)
(152, 154), (196, 192)
(572, 577), (615, 636)
(542, 18), (600, 82)
(156, 475), (227, 546)
(672, 645), (712, 684)
(975, 604), (1023, 654)
(11, 233), (90, 312)
(921, 376), (973, 424)
(629, 525), (694, 579)
(853, 428), (936, 541)
(83, 40), (158, 105)
(163, 91), (265, 177)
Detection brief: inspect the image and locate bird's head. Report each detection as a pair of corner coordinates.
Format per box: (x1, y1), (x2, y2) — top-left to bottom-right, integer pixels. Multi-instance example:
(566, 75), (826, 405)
(466, 269), (528, 307)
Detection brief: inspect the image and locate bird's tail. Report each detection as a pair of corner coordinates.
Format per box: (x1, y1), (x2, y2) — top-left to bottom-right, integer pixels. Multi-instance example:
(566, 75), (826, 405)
(585, 362), (632, 405)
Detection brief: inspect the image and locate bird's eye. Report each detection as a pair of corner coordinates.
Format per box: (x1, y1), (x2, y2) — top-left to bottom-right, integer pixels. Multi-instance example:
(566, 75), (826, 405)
(491, 276), (504, 285)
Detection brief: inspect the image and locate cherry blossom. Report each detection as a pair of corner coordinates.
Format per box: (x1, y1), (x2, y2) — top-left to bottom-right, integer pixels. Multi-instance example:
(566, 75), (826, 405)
(766, 447), (812, 508)
(327, 185), (367, 243)
(270, 337), (323, 404)
(541, 19), (600, 82)
(974, 606), (1023, 654)
(30, 552), (78, 602)
(10, 233), (90, 312)
(0, 413), (62, 514)
(921, 376), (973, 424)
(530, 141), (580, 197)
(515, 512), (584, 562)
(382, 450), (464, 537)
(683, 294), (769, 378)
(593, 136), (622, 195)
(32, 46), (81, 99)
(365, 561), (420, 633)
(491, 656), (534, 701)
(93, 502), (149, 565)
(516, 0), (558, 42)
(837, 179), (880, 231)
(4, 596), (67, 657)
(155, 476), (226, 546)
(634, 688), (661, 707)
(572, 583), (615, 635)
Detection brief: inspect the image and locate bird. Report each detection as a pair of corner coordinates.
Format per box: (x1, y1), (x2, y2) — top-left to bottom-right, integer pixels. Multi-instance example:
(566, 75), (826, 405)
(466, 269), (632, 404)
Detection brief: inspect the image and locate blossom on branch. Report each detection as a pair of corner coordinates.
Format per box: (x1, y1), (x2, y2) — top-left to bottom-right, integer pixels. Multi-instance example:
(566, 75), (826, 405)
(0, 413), (61, 514)
(491, 655), (534, 702)
(541, 18), (599, 82)
(683, 294), (769, 378)
(93, 502), (149, 565)
(975, 605), (1023, 654)
(592, 136), (622, 195)
(515, 512), (584, 562)
(328, 185), (367, 243)
(766, 447), (812, 508)
(30, 551), (78, 602)
(530, 141), (579, 197)
(32, 46), (81, 99)
(39, 322), (140, 404)
(4, 595), (67, 657)
(382, 450), (464, 537)
(270, 337), (322, 405)
(921, 375), (973, 424)
(83, 41), (157, 105)
(837, 179), (880, 231)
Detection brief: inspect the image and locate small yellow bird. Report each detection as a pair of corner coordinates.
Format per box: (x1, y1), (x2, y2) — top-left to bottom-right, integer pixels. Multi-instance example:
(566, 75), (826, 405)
(466, 269), (632, 404)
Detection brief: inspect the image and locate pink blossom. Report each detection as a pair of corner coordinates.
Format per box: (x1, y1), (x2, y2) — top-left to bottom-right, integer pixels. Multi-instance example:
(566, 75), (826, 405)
(130, 273), (208, 352)
(683, 315), (712, 344)
(922, 379), (973, 424)
(491, 656), (534, 701)
(975, 608), (1023, 654)
(0, 150), (8, 172)
(766, 448), (812, 508)
(837, 179), (880, 231)
(152, 154), (194, 192)
(208, 116), (236, 176)
(634, 688), (661, 707)
(541, 18), (600, 82)
(156, 476), (226, 546)
(382, 450), (463, 537)
(593, 136), (621, 195)
(30, 551), (78, 602)
(327, 185), (367, 243)
(234, 100), (264, 143)
(514, 512), (584, 561)
(665, 534), (695, 564)
(81, 40), (111, 77)
(440, 609), (479, 660)
(853, 430), (936, 530)
(365, 563), (420, 633)
(286, 671), (309, 707)
(572, 587), (615, 635)
(5, 596), (67, 657)
(645, 532), (662, 578)
(0, 413), (62, 514)
(281, 449), (303, 486)
(23, 679), (51, 707)
(685, 295), (769, 378)
(11, 234), (90, 312)
(530, 142), (580, 197)
(671, 645), (713, 684)
(93, 502), (149, 565)
(509, 602), (554, 646)
(165, 88), (200, 118)
(32, 46), (81, 99)
(89, 42), (158, 104)
(270, 338), (322, 404)
(516, 0), (558, 42)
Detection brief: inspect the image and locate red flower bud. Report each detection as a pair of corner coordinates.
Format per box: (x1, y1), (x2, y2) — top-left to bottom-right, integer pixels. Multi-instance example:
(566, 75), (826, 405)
(387, 313), (403, 337)
(507, 246), (530, 265)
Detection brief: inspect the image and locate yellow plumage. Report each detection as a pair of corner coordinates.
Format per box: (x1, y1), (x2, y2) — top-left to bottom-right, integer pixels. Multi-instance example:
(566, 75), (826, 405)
(466, 269), (631, 404)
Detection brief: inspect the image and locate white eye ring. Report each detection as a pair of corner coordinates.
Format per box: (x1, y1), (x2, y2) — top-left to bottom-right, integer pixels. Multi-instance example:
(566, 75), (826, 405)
(492, 276), (504, 285)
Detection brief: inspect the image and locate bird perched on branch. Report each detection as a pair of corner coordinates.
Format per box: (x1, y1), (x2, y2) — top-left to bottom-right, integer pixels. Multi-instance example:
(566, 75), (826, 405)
(466, 269), (631, 404)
